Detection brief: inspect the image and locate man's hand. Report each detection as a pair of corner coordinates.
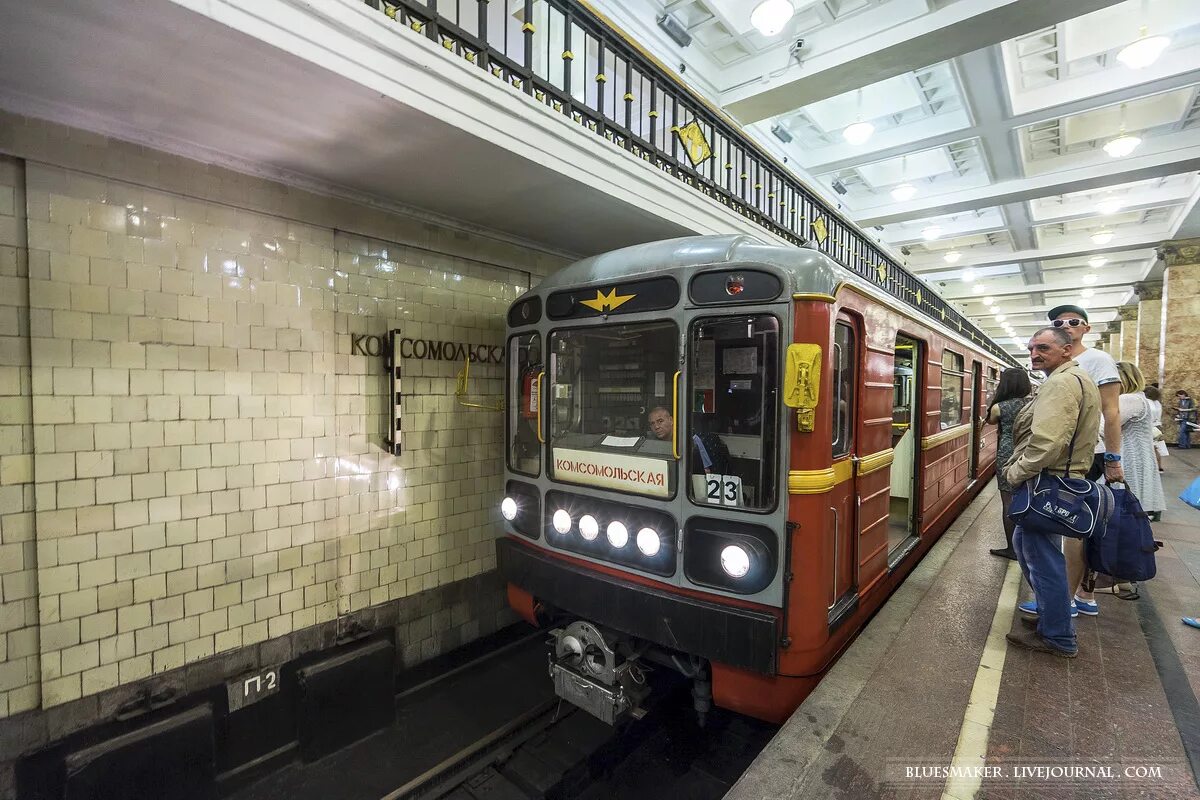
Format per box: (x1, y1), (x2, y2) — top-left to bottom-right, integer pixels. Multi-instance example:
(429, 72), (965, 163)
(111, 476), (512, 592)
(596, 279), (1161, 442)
(1104, 460), (1125, 483)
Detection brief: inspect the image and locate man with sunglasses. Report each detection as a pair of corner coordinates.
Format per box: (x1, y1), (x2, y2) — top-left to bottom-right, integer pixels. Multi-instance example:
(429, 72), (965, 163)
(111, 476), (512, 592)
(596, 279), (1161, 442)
(1017, 305), (1122, 621)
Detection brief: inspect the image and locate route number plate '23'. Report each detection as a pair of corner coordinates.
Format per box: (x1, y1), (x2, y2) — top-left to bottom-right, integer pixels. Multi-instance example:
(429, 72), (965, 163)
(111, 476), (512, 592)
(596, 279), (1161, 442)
(226, 666), (281, 711)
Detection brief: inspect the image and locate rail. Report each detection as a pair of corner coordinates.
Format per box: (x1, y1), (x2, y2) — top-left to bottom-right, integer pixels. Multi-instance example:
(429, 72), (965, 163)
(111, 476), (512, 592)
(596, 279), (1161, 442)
(363, 0), (1018, 367)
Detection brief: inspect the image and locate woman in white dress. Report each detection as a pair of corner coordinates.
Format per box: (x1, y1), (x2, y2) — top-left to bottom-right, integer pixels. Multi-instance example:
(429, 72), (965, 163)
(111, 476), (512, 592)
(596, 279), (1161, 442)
(1115, 362), (1166, 521)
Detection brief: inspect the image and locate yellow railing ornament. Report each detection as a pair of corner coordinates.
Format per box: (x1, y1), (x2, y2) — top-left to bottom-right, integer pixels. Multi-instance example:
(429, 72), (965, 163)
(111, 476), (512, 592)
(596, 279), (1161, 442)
(454, 357), (504, 411)
(783, 343), (822, 432)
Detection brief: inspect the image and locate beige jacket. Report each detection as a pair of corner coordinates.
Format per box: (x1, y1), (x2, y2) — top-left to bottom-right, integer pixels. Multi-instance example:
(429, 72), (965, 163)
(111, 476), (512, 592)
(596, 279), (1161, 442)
(1004, 360), (1101, 487)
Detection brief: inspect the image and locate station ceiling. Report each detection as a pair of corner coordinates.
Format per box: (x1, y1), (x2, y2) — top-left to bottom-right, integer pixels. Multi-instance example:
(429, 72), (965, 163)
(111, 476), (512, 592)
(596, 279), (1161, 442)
(594, 0), (1200, 357)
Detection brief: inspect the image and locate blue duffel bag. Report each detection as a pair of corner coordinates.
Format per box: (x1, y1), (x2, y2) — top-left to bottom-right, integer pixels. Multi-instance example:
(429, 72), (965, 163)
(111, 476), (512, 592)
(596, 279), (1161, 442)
(1086, 485), (1159, 583)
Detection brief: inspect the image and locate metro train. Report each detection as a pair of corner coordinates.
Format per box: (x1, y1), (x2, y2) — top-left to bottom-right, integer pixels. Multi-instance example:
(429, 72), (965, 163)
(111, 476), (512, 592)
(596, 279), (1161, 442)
(496, 235), (1007, 724)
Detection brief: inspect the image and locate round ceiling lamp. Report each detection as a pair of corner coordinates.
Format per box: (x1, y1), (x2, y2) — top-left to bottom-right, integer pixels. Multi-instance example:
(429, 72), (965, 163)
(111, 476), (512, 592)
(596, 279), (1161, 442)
(1088, 256), (1107, 268)
(1096, 196), (1124, 215)
(1081, 288), (1095, 298)
(1091, 229), (1115, 245)
(1103, 102), (1141, 159)
(983, 296), (995, 305)
(1082, 273), (1098, 285)
(996, 314), (1007, 321)
(843, 121), (875, 146)
(921, 225), (942, 241)
(944, 250), (963, 264)
(750, 0), (795, 37)
(1104, 134), (1142, 158)
(960, 267), (975, 282)
(843, 89), (874, 146)
(891, 183), (917, 202)
(1117, 29), (1170, 70)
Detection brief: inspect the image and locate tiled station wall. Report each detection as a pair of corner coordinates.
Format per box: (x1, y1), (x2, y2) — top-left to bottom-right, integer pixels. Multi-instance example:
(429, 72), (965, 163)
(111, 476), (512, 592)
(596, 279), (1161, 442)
(0, 114), (567, 731)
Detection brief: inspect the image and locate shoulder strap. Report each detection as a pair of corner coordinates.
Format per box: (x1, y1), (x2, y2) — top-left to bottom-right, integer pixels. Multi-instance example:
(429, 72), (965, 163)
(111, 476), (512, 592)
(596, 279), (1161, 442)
(1063, 374), (1086, 478)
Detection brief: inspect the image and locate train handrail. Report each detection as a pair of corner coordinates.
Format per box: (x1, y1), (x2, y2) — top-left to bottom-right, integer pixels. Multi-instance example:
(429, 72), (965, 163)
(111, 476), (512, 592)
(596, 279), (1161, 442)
(671, 370), (681, 460)
(363, 0), (1017, 367)
(536, 371), (545, 443)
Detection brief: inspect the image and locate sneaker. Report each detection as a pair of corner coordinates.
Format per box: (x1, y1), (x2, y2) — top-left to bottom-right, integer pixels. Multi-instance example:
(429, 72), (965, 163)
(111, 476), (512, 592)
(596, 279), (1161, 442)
(1018, 600), (1078, 618)
(1074, 596), (1099, 616)
(1005, 629), (1077, 658)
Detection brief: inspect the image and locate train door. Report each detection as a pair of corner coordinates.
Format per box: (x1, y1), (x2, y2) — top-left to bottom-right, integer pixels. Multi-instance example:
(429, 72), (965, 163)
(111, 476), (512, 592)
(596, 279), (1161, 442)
(828, 319), (857, 622)
(969, 361), (983, 479)
(888, 335), (920, 564)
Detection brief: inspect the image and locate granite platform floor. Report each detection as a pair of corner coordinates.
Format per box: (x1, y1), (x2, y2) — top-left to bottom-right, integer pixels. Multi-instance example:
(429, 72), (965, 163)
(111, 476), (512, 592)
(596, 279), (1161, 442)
(725, 453), (1200, 800)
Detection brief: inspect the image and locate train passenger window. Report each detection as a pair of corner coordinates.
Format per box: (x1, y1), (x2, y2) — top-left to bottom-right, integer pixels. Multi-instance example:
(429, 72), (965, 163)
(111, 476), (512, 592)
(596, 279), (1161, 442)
(687, 315), (779, 511)
(507, 332), (542, 476)
(832, 323), (855, 458)
(940, 350), (966, 429)
(984, 367), (999, 405)
(547, 321), (679, 499)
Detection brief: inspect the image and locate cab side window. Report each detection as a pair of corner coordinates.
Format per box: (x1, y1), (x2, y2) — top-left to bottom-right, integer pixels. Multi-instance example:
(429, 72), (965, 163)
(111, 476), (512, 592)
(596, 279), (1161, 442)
(832, 323), (855, 458)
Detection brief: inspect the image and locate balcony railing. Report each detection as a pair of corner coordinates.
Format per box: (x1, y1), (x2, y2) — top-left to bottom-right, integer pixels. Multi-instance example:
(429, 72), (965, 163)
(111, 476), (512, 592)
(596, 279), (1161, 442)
(363, 0), (1017, 366)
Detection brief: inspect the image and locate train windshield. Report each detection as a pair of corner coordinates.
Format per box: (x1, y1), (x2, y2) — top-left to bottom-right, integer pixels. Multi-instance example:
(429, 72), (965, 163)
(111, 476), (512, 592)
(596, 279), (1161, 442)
(548, 321), (679, 499)
(686, 315), (779, 511)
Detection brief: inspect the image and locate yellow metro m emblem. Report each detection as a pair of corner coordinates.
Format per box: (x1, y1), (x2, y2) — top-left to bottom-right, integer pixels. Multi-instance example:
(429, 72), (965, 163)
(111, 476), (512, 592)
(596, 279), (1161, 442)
(580, 288), (635, 313)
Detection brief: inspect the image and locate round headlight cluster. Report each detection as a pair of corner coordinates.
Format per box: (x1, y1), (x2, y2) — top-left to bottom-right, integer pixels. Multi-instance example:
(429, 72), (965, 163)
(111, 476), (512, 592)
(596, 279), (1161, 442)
(720, 544), (751, 578)
(606, 521), (628, 549)
(636, 527), (660, 556)
(579, 514), (599, 541)
(500, 497), (518, 521)
(552, 509), (572, 534)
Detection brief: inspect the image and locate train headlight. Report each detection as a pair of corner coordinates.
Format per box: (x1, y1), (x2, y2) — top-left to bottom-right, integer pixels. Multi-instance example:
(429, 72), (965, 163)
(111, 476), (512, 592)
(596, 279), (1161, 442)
(636, 527), (660, 557)
(552, 509), (572, 534)
(720, 545), (750, 578)
(579, 514), (599, 541)
(500, 497), (518, 521)
(606, 521), (629, 548)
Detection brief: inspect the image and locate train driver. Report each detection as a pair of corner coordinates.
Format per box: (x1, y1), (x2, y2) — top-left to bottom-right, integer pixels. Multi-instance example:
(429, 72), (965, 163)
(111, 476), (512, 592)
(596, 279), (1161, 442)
(648, 406), (673, 440)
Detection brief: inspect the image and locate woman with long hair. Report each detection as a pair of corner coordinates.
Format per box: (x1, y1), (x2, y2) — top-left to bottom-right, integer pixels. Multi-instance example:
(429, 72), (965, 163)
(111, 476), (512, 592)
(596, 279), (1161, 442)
(1116, 362), (1165, 521)
(984, 367), (1033, 560)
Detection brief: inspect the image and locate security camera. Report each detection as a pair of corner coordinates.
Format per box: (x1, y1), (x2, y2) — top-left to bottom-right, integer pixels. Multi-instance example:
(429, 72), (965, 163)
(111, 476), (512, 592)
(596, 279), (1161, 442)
(789, 38), (806, 64)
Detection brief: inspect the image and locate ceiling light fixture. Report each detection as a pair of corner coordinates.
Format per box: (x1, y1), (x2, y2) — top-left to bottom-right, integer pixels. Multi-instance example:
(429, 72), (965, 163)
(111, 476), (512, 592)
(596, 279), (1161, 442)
(843, 89), (874, 145)
(1096, 196), (1123, 215)
(750, 0), (795, 37)
(961, 267), (975, 282)
(1103, 103), (1141, 158)
(996, 314), (1007, 321)
(1081, 288), (1095, 298)
(921, 225), (942, 241)
(1083, 273), (1098, 285)
(973, 284), (986, 294)
(944, 250), (962, 264)
(1117, 25), (1170, 70)
(983, 296), (995, 305)
(1104, 134), (1141, 158)
(843, 120), (874, 146)
(892, 183), (917, 202)
(1091, 229), (1115, 245)
(1088, 256), (1107, 268)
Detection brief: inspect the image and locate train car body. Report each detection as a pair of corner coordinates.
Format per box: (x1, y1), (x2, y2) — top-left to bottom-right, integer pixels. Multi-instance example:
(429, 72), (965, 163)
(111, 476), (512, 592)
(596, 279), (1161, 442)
(497, 235), (1005, 724)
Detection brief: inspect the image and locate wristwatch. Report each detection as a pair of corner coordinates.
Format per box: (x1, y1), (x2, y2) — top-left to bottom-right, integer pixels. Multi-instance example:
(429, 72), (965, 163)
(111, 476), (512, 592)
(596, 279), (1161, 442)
(1103, 453), (1121, 463)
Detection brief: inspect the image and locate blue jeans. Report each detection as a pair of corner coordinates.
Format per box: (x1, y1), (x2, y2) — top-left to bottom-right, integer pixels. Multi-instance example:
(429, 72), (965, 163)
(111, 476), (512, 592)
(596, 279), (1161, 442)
(1180, 419), (1192, 449)
(1013, 523), (1077, 653)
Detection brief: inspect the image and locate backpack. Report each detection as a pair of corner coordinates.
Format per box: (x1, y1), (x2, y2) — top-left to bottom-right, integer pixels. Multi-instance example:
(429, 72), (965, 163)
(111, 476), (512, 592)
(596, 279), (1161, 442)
(1085, 486), (1159, 582)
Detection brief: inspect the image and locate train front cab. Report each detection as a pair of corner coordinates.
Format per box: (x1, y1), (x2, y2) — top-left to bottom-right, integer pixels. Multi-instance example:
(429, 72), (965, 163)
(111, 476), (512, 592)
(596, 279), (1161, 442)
(498, 240), (1000, 725)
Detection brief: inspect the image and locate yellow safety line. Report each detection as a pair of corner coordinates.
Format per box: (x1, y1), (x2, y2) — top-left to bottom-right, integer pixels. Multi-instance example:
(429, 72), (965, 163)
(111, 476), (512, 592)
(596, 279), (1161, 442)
(940, 559), (1021, 800)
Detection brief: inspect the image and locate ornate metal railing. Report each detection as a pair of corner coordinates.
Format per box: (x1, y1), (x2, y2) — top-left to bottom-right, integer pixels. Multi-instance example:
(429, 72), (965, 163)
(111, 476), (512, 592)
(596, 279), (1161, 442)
(363, 0), (1017, 366)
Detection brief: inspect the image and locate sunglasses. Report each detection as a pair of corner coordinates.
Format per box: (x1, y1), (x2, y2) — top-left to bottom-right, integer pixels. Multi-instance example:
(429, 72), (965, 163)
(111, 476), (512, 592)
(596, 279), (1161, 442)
(1051, 318), (1087, 328)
